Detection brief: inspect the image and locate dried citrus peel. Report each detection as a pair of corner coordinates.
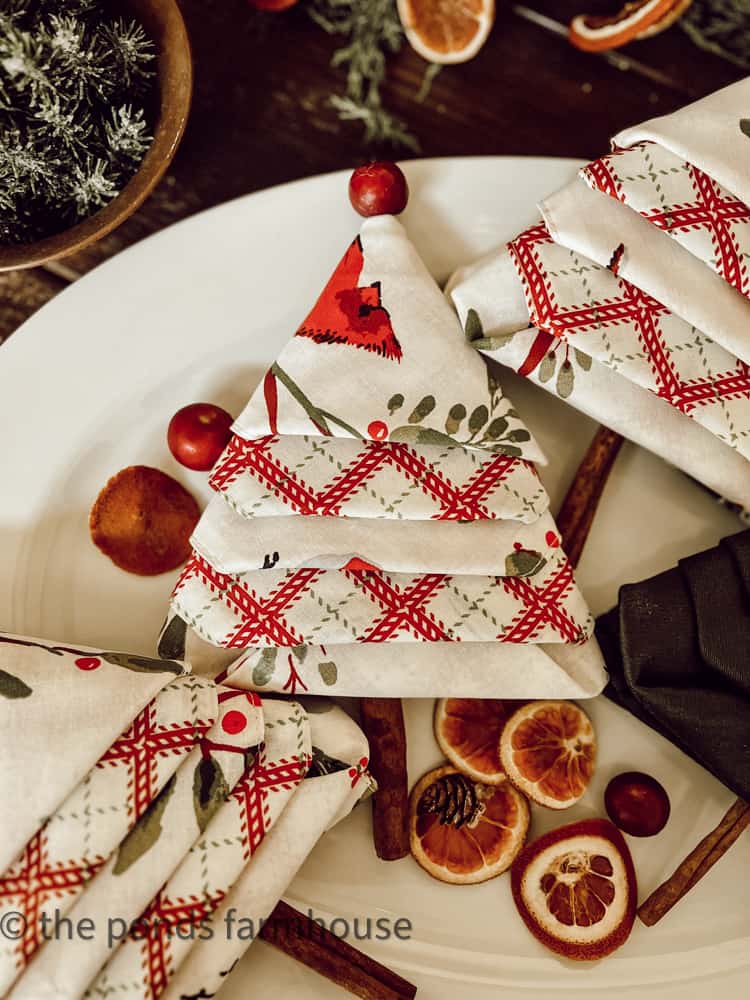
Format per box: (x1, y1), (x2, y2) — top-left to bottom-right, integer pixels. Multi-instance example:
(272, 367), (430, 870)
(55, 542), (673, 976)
(569, 0), (680, 52)
(434, 698), (516, 784)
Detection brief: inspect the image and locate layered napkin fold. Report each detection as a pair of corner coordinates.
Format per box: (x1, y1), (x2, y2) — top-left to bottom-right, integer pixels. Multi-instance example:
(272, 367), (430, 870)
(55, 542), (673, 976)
(1, 632), (370, 999)
(0, 670), (218, 995)
(166, 215), (605, 698)
(0, 633), (186, 876)
(84, 698), (311, 1000)
(159, 705), (371, 1000)
(596, 530), (750, 802)
(211, 433), (548, 523)
(10, 688), (264, 1000)
(448, 77), (750, 514)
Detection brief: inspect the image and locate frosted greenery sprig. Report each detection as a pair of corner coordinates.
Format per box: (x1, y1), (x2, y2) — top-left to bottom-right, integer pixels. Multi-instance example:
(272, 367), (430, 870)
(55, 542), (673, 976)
(0, 0), (155, 246)
(308, 0), (420, 152)
(679, 0), (750, 70)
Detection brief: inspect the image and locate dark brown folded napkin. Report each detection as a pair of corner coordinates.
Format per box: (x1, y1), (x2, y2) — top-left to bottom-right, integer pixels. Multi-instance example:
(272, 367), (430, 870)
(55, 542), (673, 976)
(596, 531), (750, 802)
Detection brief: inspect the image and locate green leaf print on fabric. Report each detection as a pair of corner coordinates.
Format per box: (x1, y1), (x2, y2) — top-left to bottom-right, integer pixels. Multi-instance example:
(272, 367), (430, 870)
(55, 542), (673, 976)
(192, 755), (230, 833)
(101, 652), (183, 675)
(504, 549), (547, 577)
(113, 774), (177, 875)
(464, 308), (484, 343)
(252, 648), (278, 687)
(0, 669), (32, 699)
(157, 615), (188, 661)
(318, 661), (338, 686)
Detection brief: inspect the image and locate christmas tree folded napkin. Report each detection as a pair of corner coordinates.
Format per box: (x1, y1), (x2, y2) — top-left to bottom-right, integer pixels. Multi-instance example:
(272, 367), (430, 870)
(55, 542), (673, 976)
(165, 215), (606, 698)
(1, 633), (371, 999)
(448, 78), (750, 514)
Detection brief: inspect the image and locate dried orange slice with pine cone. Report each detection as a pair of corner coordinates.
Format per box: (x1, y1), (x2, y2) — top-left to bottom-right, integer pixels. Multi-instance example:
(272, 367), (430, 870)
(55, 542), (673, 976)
(499, 701), (596, 809)
(434, 698), (520, 784)
(397, 0), (495, 64)
(511, 818), (637, 960)
(569, 0), (690, 52)
(409, 765), (529, 883)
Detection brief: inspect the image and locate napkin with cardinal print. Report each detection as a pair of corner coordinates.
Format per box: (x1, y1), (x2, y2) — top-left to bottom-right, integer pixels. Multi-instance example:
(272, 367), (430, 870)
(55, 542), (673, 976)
(448, 78), (750, 515)
(165, 214), (606, 699)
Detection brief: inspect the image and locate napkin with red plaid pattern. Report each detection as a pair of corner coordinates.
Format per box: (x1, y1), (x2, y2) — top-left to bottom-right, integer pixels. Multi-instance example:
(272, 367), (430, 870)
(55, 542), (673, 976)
(0, 632), (369, 1000)
(449, 78), (750, 516)
(163, 215), (606, 699)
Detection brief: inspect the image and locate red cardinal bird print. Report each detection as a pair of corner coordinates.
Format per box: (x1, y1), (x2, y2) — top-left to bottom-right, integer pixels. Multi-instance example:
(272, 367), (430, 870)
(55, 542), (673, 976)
(296, 237), (402, 361)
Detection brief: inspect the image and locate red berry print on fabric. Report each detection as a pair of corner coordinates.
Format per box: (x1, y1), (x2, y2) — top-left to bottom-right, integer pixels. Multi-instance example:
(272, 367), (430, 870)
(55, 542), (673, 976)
(222, 710), (247, 735)
(368, 420), (388, 440)
(75, 657), (101, 671)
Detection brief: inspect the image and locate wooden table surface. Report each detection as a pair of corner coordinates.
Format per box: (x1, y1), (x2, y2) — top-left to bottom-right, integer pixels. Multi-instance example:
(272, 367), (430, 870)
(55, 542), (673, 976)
(0, 0), (744, 344)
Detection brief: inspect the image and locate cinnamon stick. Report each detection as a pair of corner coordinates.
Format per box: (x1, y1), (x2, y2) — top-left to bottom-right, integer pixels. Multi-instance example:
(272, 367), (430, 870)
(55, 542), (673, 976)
(360, 698), (410, 860)
(260, 900), (417, 998)
(638, 797), (750, 926)
(556, 425), (624, 568)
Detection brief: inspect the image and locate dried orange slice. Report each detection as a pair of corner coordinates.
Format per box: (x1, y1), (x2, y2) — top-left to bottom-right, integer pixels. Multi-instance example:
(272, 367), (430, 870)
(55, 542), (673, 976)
(90, 466), (200, 576)
(636, 0), (692, 38)
(511, 818), (637, 960)
(397, 0), (495, 65)
(499, 701), (595, 809)
(569, 0), (678, 52)
(434, 698), (519, 784)
(409, 765), (529, 884)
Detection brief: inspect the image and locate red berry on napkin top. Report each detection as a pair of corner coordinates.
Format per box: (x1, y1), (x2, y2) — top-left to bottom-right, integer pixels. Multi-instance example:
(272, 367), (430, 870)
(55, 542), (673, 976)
(349, 162), (409, 217)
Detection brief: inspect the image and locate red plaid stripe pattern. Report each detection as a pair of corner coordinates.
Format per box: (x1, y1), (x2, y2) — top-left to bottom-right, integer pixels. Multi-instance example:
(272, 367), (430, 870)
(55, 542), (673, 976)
(210, 433), (541, 522)
(0, 691), (213, 981)
(172, 551), (593, 647)
(508, 222), (750, 419)
(583, 141), (750, 296)
(120, 749), (310, 999)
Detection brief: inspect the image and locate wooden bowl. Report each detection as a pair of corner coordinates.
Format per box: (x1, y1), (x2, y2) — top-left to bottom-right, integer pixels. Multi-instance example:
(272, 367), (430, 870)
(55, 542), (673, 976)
(0, 0), (193, 272)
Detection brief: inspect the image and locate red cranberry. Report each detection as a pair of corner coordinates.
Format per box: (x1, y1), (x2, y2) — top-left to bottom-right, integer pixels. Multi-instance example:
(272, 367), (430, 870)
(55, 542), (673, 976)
(349, 162), (409, 217)
(605, 771), (670, 837)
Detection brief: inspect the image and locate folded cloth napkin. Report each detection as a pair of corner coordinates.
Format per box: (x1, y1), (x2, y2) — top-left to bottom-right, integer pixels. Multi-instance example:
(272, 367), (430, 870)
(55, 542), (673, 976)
(445, 317), (750, 513)
(448, 80), (750, 512)
(160, 705), (371, 1000)
(459, 219), (750, 461)
(165, 212), (606, 698)
(539, 77), (750, 362)
(211, 433), (549, 523)
(596, 530), (750, 802)
(193, 494), (568, 576)
(84, 699), (311, 1000)
(0, 636), (374, 1000)
(541, 176), (750, 368)
(0, 632), (186, 875)
(10, 688), (265, 1000)
(0, 674), (218, 996)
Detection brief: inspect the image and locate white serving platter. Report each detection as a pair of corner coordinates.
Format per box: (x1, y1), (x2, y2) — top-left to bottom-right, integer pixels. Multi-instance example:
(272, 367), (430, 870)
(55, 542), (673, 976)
(0, 158), (747, 998)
